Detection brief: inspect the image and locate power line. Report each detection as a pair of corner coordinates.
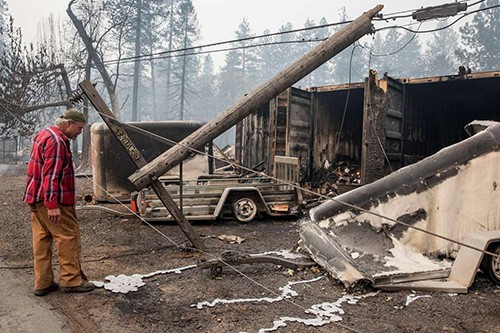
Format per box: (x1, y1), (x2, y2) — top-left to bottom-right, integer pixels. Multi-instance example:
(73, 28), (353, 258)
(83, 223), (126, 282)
(99, 20), (352, 67)
(87, 2), (461, 67)
(375, 3), (500, 34)
(94, 38), (326, 67)
(370, 22), (423, 58)
(74, 2), (499, 69)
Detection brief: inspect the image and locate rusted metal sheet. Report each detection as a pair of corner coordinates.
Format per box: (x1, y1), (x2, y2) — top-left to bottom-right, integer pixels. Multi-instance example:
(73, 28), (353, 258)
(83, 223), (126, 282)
(240, 88), (312, 177)
(382, 75), (405, 170)
(400, 69), (500, 85)
(239, 69), (500, 190)
(301, 121), (500, 288)
(361, 70), (386, 184)
(239, 102), (270, 170)
(286, 88), (312, 176)
(307, 82), (365, 92)
(312, 87), (364, 169)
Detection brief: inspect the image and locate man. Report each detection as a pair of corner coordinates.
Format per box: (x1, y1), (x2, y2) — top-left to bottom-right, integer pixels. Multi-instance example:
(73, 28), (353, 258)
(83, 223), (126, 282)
(23, 109), (95, 296)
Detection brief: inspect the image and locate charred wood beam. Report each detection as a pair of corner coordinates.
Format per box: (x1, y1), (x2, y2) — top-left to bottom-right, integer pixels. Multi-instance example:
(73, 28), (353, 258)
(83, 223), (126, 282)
(128, 5), (384, 190)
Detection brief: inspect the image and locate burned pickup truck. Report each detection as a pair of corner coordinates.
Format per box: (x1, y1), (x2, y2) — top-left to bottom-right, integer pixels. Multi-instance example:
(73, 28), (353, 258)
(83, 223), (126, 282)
(131, 156), (303, 223)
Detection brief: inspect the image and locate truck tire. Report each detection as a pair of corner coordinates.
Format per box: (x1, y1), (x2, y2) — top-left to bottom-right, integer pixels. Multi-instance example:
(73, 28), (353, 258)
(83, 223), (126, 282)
(232, 197), (257, 223)
(481, 243), (500, 285)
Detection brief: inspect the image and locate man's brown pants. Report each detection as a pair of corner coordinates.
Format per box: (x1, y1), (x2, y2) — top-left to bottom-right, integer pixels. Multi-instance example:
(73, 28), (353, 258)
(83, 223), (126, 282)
(30, 203), (83, 290)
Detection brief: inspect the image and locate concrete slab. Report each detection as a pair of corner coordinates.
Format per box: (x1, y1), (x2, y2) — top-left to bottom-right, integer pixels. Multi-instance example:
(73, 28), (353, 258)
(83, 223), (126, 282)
(0, 262), (69, 333)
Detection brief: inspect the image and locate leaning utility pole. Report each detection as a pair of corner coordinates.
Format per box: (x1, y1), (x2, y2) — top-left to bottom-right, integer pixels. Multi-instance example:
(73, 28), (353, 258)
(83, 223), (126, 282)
(77, 80), (206, 251)
(129, 5), (384, 190)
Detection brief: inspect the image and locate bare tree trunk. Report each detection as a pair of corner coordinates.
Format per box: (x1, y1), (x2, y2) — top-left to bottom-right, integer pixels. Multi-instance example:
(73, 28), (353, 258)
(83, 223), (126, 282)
(76, 54), (93, 175)
(66, 0), (121, 118)
(179, 16), (188, 120)
(151, 51), (157, 121)
(132, 0), (142, 121)
(164, 0), (174, 120)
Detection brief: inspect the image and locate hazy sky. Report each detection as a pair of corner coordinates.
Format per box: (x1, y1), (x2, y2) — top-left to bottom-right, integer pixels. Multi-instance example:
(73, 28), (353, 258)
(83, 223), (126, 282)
(6, 0), (452, 42)
(5, 0), (461, 68)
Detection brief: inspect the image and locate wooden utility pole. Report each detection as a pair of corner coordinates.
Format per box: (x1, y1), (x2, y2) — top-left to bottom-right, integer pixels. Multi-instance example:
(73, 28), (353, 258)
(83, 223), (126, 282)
(78, 80), (206, 251)
(129, 5), (384, 190)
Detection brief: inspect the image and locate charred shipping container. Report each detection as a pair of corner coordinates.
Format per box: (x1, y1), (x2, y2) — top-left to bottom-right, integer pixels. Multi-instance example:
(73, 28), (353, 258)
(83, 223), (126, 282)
(236, 69), (500, 188)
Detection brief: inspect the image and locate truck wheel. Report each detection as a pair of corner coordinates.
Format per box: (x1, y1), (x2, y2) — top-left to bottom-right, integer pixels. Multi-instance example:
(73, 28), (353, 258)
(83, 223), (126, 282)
(481, 243), (500, 285)
(232, 198), (257, 223)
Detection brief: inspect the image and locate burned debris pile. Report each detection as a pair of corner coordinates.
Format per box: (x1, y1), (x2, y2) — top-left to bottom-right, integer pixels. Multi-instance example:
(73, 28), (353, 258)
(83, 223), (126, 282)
(305, 159), (361, 197)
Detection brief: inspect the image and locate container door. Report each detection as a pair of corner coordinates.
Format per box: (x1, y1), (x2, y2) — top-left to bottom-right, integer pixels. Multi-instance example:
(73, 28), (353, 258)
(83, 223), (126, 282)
(383, 75), (405, 171)
(286, 87), (312, 177)
(270, 87), (312, 178)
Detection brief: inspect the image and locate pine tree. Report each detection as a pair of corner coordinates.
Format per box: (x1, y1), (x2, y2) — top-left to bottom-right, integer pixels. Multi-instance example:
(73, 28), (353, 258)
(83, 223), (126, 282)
(103, 0), (168, 120)
(296, 18), (318, 87)
(456, 0), (500, 71)
(422, 20), (459, 76)
(168, 0), (200, 120)
(217, 18), (259, 109)
(257, 22), (296, 83)
(192, 54), (217, 121)
(0, 0), (8, 55)
(311, 17), (332, 86)
(396, 29), (423, 78)
(369, 27), (424, 79)
(331, 8), (368, 84)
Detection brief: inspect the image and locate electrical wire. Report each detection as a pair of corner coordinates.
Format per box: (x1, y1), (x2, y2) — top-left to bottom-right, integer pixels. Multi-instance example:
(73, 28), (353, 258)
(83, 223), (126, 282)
(98, 38), (326, 67)
(370, 22), (423, 57)
(98, 20), (352, 67)
(83, 108), (499, 260)
(76, 164), (365, 333)
(332, 43), (361, 159)
(375, 3), (500, 34)
(467, 0), (487, 7)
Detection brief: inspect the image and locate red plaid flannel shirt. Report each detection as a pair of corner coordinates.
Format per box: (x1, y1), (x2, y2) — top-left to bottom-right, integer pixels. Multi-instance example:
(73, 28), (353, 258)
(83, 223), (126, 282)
(23, 126), (76, 209)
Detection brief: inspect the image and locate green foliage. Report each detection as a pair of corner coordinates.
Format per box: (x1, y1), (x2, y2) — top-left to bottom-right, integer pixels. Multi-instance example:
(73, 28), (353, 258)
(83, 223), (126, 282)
(456, 0), (500, 71)
(422, 20), (459, 76)
(0, 0), (7, 55)
(217, 18), (259, 109)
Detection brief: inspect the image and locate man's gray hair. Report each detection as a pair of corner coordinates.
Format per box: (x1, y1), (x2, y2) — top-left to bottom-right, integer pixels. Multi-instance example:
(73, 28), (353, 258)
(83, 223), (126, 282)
(55, 117), (72, 126)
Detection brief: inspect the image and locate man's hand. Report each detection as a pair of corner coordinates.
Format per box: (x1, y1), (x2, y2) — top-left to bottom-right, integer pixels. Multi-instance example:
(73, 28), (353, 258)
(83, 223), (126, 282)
(47, 208), (61, 223)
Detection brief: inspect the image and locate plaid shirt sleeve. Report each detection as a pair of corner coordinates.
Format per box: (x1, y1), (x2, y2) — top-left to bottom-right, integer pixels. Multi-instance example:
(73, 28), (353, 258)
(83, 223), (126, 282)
(42, 137), (66, 209)
(23, 127), (76, 208)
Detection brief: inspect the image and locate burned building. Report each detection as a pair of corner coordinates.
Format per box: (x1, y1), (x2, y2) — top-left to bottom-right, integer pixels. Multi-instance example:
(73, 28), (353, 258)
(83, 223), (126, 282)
(236, 69), (500, 188)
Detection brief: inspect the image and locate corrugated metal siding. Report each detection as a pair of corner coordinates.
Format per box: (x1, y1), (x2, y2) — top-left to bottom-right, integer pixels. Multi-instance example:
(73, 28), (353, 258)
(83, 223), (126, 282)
(287, 88), (312, 176)
(241, 103), (270, 170)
